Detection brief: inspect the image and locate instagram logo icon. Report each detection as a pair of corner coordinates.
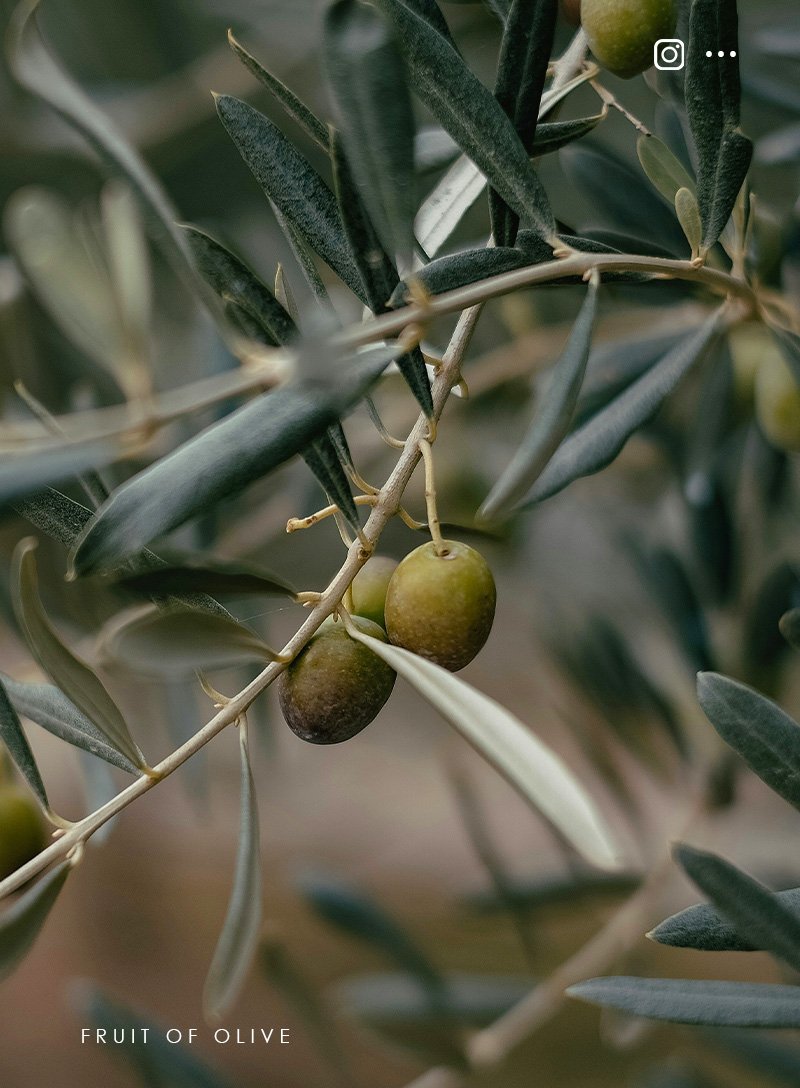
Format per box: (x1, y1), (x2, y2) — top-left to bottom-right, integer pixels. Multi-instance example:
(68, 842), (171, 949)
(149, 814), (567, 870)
(654, 38), (685, 70)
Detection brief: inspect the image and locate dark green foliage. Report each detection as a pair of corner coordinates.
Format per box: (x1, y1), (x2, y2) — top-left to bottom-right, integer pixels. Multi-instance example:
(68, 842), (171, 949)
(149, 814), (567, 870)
(674, 844), (800, 972)
(228, 31), (331, 152)
(215, 95), (365, 298)
(324, 0), (417, 268)
(182, 226), (297, 346)
(522, 311), (724, 504)
(490, 0), (558, 246)
(697, 672), (800, 811)
(388, 248), (531, 308)
(373, 0), (555, 239)
(69, 347), (395, 576)
(0, 862), (71, 981)
(480, 278), (599, 519)
(113, 559), (296, 602)
(568, 977), (800, 1028)
(686, 0), (752, 252)
(1, 674), (138, 774)
(651, 884), (800, 953)
(330, 129), (433, 414)
(0, 679), (48, 810)
(298, 869), (446, 998)
(302, 430), (361, 535)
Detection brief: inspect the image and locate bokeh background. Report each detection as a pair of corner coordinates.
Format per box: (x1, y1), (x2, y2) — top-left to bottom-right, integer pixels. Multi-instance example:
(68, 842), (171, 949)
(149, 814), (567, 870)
(1, 0), (800, 1085)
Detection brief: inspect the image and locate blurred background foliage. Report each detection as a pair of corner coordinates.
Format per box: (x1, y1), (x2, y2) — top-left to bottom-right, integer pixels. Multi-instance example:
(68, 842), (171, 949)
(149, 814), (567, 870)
(2, 0), (800, 1086)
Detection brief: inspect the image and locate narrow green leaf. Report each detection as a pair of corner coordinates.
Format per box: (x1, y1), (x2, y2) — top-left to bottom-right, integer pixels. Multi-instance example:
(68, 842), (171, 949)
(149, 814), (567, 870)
(14, 489), (229, 619)
(69, 345), (396, 577)
(348, 628), (622, 871)
(302, 432), (361, 536)
(0, 861), (71, 980)
(77, 986), (239, 1088)
(298, 869), (446, 997)
(331, 128), (399, 310)
(675, 187), (703, 254)
(490, 0), (558, 245)
(6, 1), (195, 287)
(12, 540), (146, 770)
(1, 673), (138, 774)
(529, 113), (606, 158)
(0, 439), (122, 507)
(388, 247), (530, 308)
(215, 95), (365, 299)
(651, 885), (800, 953)
(98, 605), (279, 679)
(113, 558), (296, 602)
(522, 310), (724, 505)
(480, 277), (599, 519)
(697, 672), (800, 811)
(204, 721), (262, 1020)
(674, 844), (800, 973)
(183, 226), (297, 347)
(568, 977), (800, 1028)
(637, 135), (697, 204)
(330, 130), (432, 414)
(325, 0), (417, 270)
(0, 679), (48, 810)
(271, 202), (335, 309)
(374, 0), (555, 240)
(228, 31), (331, 151)
(686, 0), (753, 252)
(415, 156), (488, 258)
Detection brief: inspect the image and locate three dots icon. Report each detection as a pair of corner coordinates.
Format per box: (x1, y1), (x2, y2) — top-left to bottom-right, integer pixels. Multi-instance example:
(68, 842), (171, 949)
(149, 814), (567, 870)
(707, 50), (737, 58)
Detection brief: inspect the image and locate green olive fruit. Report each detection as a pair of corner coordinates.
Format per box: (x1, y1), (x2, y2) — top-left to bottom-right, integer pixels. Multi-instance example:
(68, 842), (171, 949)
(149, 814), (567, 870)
(581, 0), (678, 79)
(755, 345), (800, 452)
(278, 615), (396, 744)
(351, 557), (398, 629)
(0, 787), (46, 880)
(384, 540), (496, 672)
(729, 322), (770, 412)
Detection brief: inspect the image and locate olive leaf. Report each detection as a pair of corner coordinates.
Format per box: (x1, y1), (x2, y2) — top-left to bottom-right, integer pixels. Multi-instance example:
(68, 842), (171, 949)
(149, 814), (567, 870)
(204, 720), (262, 1021)
(479, 276), (599, 520)
(298, 869), (446, 998)
(6, 0), (195, 289)
(348, 628), (622, 871)
(686, 0), (753, 253)
(324, 0), (417, 271)
(0, 861), (71, 980)
(522, 310), (724, 505)
(568, 977), (800, 1029)
(270, 200), (336, 309)
(674, 844), (800, 973)
(675, 187), (703, 254)
(0, 439), (123, 507)
(214, 95), (365, 299)
(113, 558), (296, 603)
(182, 226), (297, 347)
(12, 540), (146, 772)
(561, 143), (689, 257)
(697, 672), (800, 810)
(69, 344), (397, 577)
(1, 673), (138, 774)
(529, 114), (606, 158)
(637, 135), (697, 204)
(14, 488), (229, 619)
(98, 606), (279, 679)
(374, 0), (555, 241)
(302, 432), (361, 536)
(388, 247), (530, 308)
(228, 31), (331, 152)
(330, 128), (432, 414)
(652, 877), (800, 954)
(490, 0), (558, 246)
(0, 678), (48, 810)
